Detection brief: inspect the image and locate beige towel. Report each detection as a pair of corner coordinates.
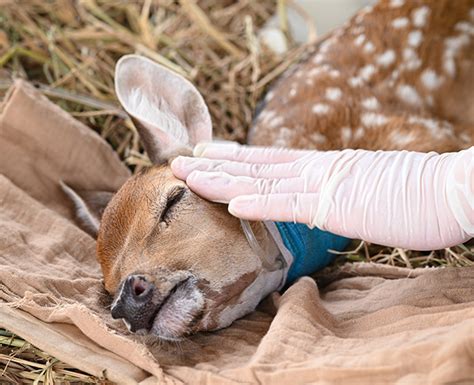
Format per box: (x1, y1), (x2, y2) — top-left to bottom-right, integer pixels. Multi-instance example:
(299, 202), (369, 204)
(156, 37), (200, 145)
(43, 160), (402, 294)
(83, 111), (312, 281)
(0, 81), (473, 384)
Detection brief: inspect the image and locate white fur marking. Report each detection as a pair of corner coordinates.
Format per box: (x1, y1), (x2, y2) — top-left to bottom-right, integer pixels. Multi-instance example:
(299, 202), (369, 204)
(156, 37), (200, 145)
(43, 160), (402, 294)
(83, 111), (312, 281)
(408, 116), (453, 139)
(376, 50), (396, 68)
(359, 65), (376, 81)
(310, 132), (327, 144)
(411, 6), (431, 28)
(349, 76), (364, 88)
(390, 131), (418, 146)
(268, 116), (284, 128)
(341, 127), (352, 147)
(443, 34), (470, 77)
(260, 110), (276, 123)
(309, 67), (324, 77)
(325, 87), (342, 101)
(390, 0), (404, 7)
(402, 48), (422, 70)
(420, 69), (444, 90)
(354, 34), (366, 47)
(361, 113), (389, 127)
(363, 41), (375, 54)
(396, 84), (423, 106)
(265, 91), (274, 102)
(354, 127), (365, 140)
(408, 30), (423, 47)
(312, 103), (330, 115)
(392, 17), (409, 29)
(313, 54), (325, 64)
(361, 97), (380, 110)
(455, 21), (474, 36)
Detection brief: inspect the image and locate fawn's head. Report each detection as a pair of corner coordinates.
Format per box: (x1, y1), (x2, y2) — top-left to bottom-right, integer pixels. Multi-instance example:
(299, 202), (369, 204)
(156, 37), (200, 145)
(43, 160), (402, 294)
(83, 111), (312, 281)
(63, 56), (285, 340)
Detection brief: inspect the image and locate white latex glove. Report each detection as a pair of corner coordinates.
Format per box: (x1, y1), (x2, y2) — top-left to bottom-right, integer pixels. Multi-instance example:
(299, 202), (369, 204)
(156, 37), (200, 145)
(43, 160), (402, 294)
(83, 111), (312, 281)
(171, 143), (473, 250)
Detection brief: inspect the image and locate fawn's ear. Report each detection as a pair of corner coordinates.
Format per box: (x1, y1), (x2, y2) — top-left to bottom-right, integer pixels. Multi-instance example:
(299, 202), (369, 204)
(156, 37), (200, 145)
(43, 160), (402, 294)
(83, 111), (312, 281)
(115, 55), (213, 164)
(60, 181), (114, 238)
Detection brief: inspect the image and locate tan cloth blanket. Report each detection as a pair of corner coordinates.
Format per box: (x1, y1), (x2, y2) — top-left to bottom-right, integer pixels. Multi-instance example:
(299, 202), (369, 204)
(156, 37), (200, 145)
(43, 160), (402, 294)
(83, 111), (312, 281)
(0, 80), (473, 384)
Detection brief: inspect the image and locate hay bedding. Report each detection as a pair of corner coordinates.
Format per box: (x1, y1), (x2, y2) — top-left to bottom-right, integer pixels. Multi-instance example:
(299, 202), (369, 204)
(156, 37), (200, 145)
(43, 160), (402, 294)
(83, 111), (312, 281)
(0, 0), (472, 383)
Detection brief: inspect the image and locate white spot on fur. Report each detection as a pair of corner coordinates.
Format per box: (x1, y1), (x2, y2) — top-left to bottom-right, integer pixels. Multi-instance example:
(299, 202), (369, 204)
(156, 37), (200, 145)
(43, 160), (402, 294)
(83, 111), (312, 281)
(274, 127), (293, 146)
(408, 116), (453, 139)
(312, 103), (330, 115)
(392, 17), (409, 29)
(396, 84), (423, 106)
(411, 6), (431, 28)
(259, 110), (276, 123)
(390, 131), (418, 146)
(354, 127), (365, 140)
(265, 91), (274, 102)
(420, 69), (444, 90)
(310, 132), (327, 144)
(320, 38), (336, 53)
(376, 50), (396, 68)
(363, 41), (375, 54)
(321, 64), (333, 72)
(361, 112), (389, 127)
(289, 88), (297, 97)
(305, 78), (314, 86)
(455, 22), (474, 36)
(313, 54), (325, 64)
(408, 30), (423, 47)
(443, 34), (470, 77)
(329, 69), (340, 78)
(362, 97), (380, 110)
(349, 76), (364, 88)
(354, 34), (366, 47)
(325, 87), (342, 101)
(309, 67), (326, 78)
(359, 64), (376, 81)
(341, 127), (352, 146)
(352, 26), (364, 35)
(268, 116), (284, 128)
(402, 48), (422, 70)
(460, 132), (470, 143)
(295, 70), (303, 78)
(390, 0), (404, 7)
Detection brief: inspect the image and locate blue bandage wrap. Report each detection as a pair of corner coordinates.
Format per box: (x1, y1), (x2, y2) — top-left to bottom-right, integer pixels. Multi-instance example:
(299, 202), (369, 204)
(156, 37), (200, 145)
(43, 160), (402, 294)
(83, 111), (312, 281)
(275, 222), (350, 284)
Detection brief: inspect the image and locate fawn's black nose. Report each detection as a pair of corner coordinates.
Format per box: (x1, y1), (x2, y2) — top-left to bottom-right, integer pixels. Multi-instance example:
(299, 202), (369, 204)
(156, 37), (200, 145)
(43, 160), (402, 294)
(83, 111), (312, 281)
(111, 275), (158, 332)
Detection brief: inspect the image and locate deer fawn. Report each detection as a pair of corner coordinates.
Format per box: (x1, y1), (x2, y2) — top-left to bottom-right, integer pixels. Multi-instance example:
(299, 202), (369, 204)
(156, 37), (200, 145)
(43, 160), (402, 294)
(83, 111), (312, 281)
(63, 0), (473, 340)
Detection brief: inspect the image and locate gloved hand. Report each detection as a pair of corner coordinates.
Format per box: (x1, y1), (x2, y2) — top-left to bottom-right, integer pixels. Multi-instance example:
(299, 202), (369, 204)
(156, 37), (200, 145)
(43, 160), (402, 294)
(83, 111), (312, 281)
(171, 143), (473, 251)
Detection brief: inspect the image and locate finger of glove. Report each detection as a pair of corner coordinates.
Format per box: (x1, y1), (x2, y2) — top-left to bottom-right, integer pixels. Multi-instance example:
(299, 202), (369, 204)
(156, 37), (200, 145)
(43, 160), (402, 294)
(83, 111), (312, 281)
(227, 193), (319, 226)
(171, 156), (303, 180)
(186, 170), (308, 203)
(193, 141), (312, 163)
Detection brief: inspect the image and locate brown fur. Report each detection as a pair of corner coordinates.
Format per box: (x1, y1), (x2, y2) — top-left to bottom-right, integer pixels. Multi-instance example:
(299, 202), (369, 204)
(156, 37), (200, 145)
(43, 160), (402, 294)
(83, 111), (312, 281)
(250, 0), (473, 151)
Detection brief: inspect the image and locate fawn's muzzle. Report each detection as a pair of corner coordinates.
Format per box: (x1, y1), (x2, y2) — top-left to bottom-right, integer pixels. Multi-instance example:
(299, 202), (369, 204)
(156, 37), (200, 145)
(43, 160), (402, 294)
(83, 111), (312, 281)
(111, 275), (158, 332)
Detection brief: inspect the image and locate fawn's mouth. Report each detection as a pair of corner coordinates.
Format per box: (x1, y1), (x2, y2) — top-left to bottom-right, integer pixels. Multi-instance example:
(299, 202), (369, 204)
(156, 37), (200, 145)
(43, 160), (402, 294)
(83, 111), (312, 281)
(148, 277), (205, 340)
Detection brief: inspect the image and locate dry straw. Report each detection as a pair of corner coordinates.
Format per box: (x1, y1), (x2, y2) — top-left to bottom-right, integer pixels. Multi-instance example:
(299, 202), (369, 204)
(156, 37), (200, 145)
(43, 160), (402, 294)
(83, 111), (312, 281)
(0, 0), (472, 383)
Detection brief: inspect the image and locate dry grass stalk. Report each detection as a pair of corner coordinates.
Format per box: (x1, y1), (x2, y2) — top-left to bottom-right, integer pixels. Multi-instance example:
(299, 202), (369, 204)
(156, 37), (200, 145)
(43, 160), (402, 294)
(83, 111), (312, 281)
(0, 330), (109, 384)
(0, 0), (302, 171)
